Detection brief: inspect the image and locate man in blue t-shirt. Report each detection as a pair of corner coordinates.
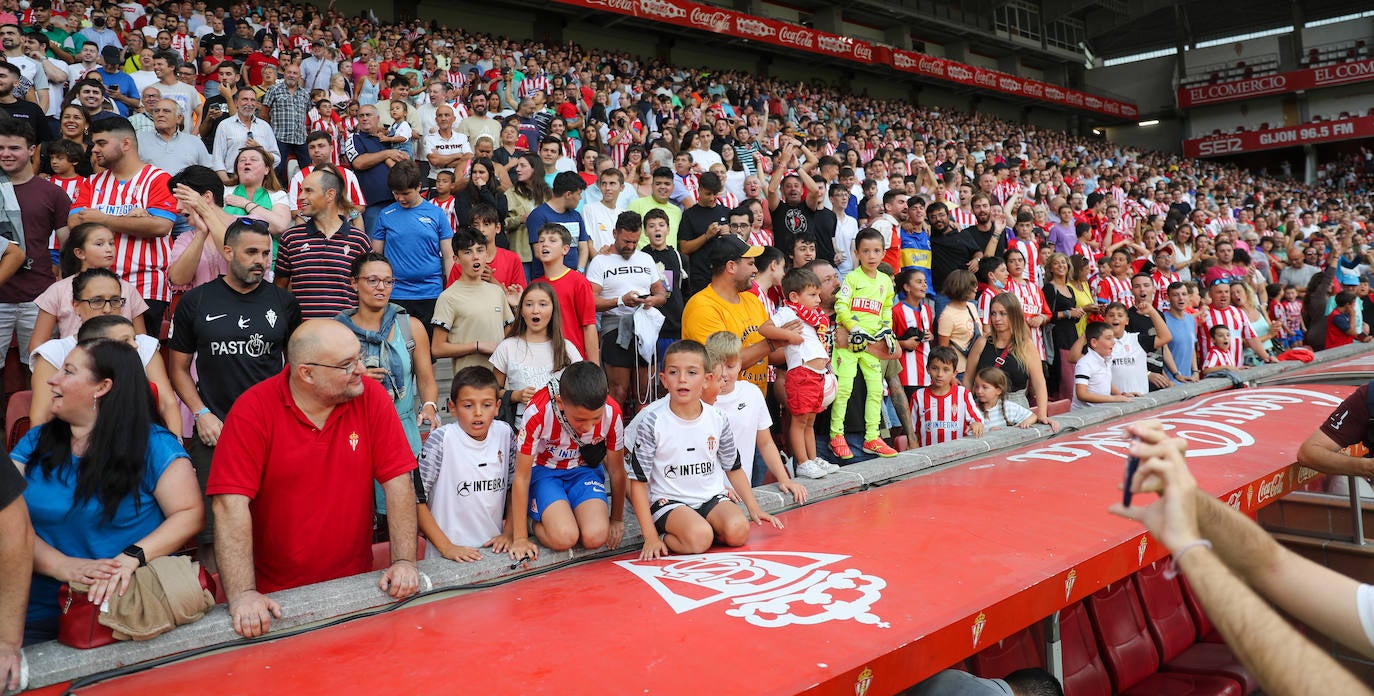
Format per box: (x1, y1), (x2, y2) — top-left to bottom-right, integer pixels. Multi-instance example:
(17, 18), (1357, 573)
(371, 160), (455, 327)
(343, 104), (409, 235)
(526, 171), (589, 278)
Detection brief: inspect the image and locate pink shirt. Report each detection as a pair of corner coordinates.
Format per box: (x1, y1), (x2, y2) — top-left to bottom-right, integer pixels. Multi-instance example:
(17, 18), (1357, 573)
(168, 229), (229, 292)
(33, 275), (149, 338)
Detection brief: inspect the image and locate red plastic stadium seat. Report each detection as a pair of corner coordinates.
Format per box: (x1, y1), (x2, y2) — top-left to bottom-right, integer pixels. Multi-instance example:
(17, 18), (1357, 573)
(5, 389), (30, 450)
(1178, 575), (1226, 643)
(1046, 399), (1071, 417)
(1085, 582), (1241, 695)
(1134, 562), (1257, 692)
(1060, 603), (1113, 696)
(970, 624), (1044, 678)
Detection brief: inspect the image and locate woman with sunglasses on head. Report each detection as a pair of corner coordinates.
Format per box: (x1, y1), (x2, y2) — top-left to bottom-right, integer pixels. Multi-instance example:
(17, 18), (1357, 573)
(29, 271), (180, 433)
(963, 292), (1057, 430)
(336, 253), (440, 462)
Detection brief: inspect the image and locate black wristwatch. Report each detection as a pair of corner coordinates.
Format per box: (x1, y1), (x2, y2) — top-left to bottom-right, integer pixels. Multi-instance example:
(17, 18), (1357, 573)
(121, 544), (147, 567)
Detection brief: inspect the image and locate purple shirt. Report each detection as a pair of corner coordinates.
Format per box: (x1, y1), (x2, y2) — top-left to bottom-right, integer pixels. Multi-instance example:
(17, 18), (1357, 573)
(1048, 222), (1076, 255)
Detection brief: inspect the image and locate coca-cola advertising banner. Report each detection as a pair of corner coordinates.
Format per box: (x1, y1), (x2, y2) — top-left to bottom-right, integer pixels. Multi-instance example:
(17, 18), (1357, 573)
(889, 49), (1138, 119)
(1183, 114), (1374, 158)
(1178, 57), (1374, 108)
(555, 0), (1137, 118)
(558, 0), (875, 62)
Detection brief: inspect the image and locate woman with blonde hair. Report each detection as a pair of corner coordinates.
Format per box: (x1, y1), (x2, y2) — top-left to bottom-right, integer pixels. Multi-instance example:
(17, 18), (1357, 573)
(964, 293), (1057, 428)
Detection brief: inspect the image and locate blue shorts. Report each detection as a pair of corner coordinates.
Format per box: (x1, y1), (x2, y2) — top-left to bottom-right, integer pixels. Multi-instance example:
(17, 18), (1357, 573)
(529, 465), (607, 521)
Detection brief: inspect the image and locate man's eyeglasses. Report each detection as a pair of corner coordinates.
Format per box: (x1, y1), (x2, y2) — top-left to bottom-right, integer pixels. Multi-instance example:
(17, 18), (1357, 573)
(76, 297), (128, 309)
(304, 356), (365, 373)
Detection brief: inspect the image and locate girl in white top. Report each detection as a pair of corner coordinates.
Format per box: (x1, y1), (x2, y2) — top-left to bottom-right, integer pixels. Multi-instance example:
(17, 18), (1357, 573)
(30, 312), (180, 434)
(973, 367), (1035, 429)
(489, 282), (582, 419)
(30, 224), (149, 355)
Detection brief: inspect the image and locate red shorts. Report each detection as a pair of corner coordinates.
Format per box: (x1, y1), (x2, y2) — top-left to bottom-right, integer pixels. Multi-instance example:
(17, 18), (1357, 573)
(786, 366), (826, 415)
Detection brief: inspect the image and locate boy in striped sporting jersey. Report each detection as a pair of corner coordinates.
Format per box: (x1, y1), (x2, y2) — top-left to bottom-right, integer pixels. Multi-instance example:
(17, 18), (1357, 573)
(828, 228), (898, 459)
(910, 346), (983, 447)
(627, 340), (780, 560)
(892, 269), (933, 397)
(507, 362), (626, 561)
(1200, 325), (1239, 377)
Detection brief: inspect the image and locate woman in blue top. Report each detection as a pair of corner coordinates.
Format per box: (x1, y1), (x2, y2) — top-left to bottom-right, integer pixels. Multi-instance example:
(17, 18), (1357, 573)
(14, 339), (202, 644)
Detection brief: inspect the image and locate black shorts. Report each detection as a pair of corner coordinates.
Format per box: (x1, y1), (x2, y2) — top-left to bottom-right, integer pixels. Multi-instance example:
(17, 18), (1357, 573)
(649, 494), (727, 536)
(602, 327), (649, 368)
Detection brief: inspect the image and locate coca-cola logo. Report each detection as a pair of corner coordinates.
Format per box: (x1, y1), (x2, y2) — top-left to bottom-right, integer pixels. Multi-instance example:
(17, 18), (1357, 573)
(947, 65), (972, 81)
(638, 0), (685, 19)
(1066, 92), (1084, 105)
(1024, 82), (1043, 97)
(733, 17), (775, 38)
(998, 77), (1021, 92)
(1084, 95), (1102, 108)
(1255, 472), (1286, 505)
(1122, 104), (1138, 117)
(1104, 101), (1120, 115)
(778, 25), (814, 48)
(587, 0), (635, 10)
(854, 43), (872, 61)
(974, 71), (997, 87)
(1045, 86), (1065, 100)
(689, 7), (730, 31)
(816, 34), (849, 54)
(918, 57), (943, 76)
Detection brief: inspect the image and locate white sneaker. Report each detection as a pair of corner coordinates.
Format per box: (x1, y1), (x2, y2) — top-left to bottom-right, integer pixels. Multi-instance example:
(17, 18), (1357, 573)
(814, 458), (841, 474)
(795, 458), (829, 479)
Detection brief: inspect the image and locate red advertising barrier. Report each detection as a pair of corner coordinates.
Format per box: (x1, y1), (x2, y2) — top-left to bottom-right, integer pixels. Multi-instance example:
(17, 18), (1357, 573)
(889, 48), (1138, 119)
(551, 0), (1137, 119)
(557, 0), (875, 63)
(1183, 114), (1374, 157)
(1178, 57), (1374, 108)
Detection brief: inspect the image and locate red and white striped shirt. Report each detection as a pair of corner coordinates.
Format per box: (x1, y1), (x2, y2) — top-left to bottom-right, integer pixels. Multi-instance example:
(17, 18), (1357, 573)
(1008, 278), (1049, 361)
(606, 129), (632, 167)
(976, 285), (999, 325)
(1198, 305), (1255, 367)
(1145, 199), (1169, 217)
(993, 180), (1021, 207)
(340, 116), (360, 142)
(430, 194), (458, 232)
(911, 385), (982, 447)
(444, 70), (467, 90)
(72, 165), (177, 302)
(50, 175), (88, 251)
(892, 300), (933, 388)
(747, 228), (773, 248)
(940, 187), (959, 206)
(950, 207), (976, 229)
(288, 165), (367, 211)
(517, 387), (624, 470)
(1094, 275), (1131, 305)
(718, 190), (738, 211)
(170, 32), (196, 62)
(1008, 236), (1041, 286)
(1203, 345), (1235, 371)
(519, 73), (552, 99)
(1151, 270), (1180, 311)
(676, 172), (699, 200)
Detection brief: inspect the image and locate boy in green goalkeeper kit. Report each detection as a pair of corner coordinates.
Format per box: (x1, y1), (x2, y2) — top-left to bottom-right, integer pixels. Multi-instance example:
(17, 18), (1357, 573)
(829, 228), (899, 459)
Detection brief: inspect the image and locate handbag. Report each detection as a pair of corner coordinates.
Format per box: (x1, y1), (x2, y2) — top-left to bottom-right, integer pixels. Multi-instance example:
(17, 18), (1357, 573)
(58, 564), (217, 649)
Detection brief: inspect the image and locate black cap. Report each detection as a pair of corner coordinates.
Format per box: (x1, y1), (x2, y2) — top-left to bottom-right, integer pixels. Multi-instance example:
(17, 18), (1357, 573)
(101, 45), (123, 64)
(710, 234), (764, 269)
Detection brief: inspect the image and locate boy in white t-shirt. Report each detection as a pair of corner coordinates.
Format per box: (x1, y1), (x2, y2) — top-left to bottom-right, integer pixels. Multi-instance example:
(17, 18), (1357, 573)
(759, 267), (835, 479)
(415, 366), (516, 561)
(1072, 322), (1133, 410)
(703, 331), (809, 503)
(626, 340), (782, 560)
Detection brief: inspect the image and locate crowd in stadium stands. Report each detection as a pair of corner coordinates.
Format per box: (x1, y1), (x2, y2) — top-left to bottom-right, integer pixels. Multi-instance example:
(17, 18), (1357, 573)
(1, 0), (1374, 664)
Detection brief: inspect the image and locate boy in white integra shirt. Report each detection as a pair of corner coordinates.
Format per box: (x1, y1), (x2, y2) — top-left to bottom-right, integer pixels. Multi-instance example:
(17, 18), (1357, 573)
(415, 366), (516, 561)
(626, 340), (782, 560)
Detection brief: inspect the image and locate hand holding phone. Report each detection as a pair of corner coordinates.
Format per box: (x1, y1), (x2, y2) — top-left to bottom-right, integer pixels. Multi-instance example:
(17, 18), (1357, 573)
(1122, 441), (1140, 507)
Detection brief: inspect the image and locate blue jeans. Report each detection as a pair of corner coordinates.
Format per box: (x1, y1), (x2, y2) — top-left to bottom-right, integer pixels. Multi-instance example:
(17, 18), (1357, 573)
(931, 291), (951, 325)
(274, 139), (310, 182)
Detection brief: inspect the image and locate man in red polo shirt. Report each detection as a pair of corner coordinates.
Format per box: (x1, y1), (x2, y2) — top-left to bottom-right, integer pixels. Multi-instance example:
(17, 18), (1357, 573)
(209, 319), (420, 639)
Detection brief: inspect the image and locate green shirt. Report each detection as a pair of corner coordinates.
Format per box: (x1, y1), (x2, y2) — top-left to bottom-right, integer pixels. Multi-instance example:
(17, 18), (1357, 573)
(835, 267), (894, 335)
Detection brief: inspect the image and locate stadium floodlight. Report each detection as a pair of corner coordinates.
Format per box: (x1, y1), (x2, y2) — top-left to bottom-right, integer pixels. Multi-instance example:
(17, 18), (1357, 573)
(1079, 41), (1096, 70)
(1138, 120), (1160, 127)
